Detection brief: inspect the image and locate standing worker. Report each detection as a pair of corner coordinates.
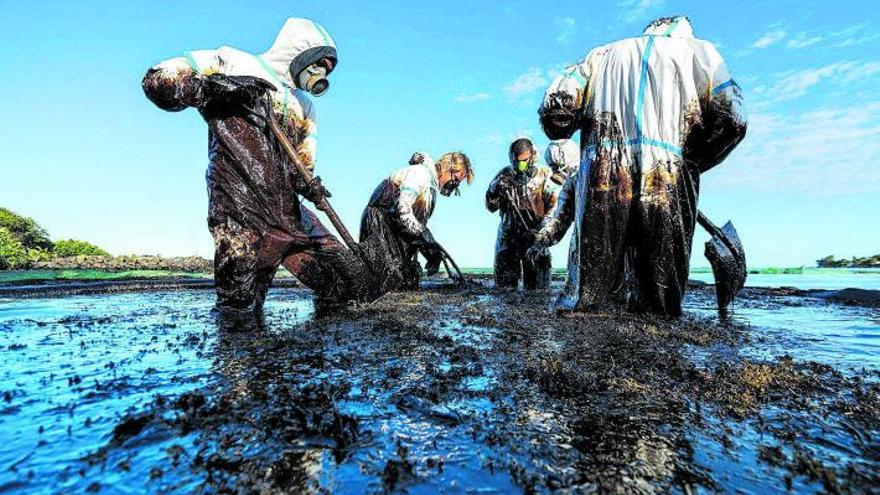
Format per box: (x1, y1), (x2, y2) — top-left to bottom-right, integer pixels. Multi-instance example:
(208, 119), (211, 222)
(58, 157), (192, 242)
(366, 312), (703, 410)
(531, 16), (747, 316)
(360, 151), (473, 289)
(486, 138), (560, 290)
(143, 18), (382, 314)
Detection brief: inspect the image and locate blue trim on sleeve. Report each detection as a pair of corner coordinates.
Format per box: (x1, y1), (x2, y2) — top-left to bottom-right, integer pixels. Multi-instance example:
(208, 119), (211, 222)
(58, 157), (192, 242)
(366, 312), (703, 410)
(712, 79), (737, 95)
(184, 51), (199, 72)
(634, 36), (655, 143)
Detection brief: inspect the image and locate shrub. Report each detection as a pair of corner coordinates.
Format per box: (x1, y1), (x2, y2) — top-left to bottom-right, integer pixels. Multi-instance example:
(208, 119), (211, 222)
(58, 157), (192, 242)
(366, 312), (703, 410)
(53, 239), (110, 258)
(0, 207), (53, 250)
(0, 227), (29, 270)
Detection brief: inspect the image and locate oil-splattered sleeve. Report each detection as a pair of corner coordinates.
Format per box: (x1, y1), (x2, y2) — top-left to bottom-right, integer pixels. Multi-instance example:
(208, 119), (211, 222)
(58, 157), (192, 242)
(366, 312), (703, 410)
(685, 42), (748, 173)
(392, 167), (430, 240)
(141, 50), (221, 112)
(538, 48), (598, 140)
(541, 173), (561, 218)
(300, 96), (319, 171)
(535, 174), (575, 246)
(485, 169), (510, 213)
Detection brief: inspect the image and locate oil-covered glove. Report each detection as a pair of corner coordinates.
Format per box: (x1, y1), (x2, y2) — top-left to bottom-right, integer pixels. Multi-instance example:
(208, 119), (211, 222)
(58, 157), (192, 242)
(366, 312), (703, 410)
(201, 74), (276, 110)
(423, 251), (443, 276)
(302, 176), (332, 207)
(539, 91), (581, 140)
(418, 229), (444, 261)
(526, 242), (550, 265)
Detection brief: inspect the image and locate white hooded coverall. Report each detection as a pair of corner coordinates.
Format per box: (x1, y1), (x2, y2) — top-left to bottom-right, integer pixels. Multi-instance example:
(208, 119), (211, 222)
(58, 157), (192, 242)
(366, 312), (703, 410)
(536, 16), (747, 315)
(142, 18), (377, 312)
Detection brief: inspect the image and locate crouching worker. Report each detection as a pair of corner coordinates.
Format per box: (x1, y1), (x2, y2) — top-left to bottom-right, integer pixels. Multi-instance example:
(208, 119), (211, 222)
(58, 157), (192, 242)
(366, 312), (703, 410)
(360, 152), (473, 290)
(486, 138), (563, 290)
(143, 18), (383, 315)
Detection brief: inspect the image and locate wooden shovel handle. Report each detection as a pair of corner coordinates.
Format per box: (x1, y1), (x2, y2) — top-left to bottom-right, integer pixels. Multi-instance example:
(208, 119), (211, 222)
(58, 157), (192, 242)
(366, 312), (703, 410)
(265, 112), (358, 249)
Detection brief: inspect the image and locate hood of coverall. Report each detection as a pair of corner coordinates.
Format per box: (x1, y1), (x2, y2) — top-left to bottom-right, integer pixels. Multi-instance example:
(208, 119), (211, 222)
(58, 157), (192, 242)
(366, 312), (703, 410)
(544, 139), (580, 178)
(642, 16), (694, 38)
(508, 138), (538, 179)
(260, 18), (338, 89)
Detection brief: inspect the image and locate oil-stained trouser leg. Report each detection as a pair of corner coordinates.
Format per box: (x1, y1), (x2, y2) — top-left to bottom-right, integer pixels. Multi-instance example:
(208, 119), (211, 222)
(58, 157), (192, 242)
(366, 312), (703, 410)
(632, 161), (699, 317)
(522, 248), (552, 290)
(282, 204), (374, 303)
(494, 235), (521, 289)
(575, 124), (633, 310)
(211, 223), (276, 314)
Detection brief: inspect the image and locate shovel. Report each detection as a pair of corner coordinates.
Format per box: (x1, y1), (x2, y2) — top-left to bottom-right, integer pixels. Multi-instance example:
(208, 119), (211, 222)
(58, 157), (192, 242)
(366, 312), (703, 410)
(264, 106), (357, 249)
(696, 210), (747, 313)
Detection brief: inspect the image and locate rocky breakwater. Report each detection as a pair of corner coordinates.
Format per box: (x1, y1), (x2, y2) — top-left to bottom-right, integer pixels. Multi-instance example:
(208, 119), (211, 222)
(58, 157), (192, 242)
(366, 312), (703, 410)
(31, 255), (213, 272)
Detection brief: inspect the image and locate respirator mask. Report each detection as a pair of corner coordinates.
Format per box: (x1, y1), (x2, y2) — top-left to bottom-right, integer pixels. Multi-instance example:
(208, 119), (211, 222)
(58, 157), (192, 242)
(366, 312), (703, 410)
(440, 176), (461, 197)
(298, 63), (329, 97)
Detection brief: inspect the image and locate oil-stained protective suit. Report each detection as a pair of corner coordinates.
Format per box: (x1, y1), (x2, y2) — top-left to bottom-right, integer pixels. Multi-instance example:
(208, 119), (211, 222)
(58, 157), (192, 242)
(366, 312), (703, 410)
(487, 162), (559, 290)
(360, 154), (443, 290)
(143, 18), (376, 313)
(535, 16), (746, 316)
(544, 139), (580, 188)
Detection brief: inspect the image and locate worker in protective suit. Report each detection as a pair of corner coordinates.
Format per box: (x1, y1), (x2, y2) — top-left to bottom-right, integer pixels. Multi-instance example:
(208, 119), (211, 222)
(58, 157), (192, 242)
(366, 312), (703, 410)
(544, 139), (580, 191)
(143, 18), (380, 314)
(486, 138), (560, 290)
(360, 151), (474, 289)
(530, 16), (747, 316)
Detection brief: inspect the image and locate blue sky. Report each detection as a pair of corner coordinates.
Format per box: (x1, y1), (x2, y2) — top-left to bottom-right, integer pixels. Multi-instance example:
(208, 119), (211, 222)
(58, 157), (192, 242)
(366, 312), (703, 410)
(1, 0), (878, 268)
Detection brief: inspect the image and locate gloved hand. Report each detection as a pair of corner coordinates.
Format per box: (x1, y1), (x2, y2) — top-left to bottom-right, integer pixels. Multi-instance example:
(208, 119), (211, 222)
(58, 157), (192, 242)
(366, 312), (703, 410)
(418, 229), (444, 263)
(303, 176), (332, 206)
(201, 74), (276, 109)
(424, 252), (443, 276)
(539, 91), (581, 140)
(526, 242), (550, 265)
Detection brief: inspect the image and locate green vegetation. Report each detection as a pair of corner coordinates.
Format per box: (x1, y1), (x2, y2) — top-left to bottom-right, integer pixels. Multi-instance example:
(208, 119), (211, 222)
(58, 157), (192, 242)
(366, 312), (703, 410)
(817, 254), (880, 269)
(0, 207), (111, 270)
(52, 239), (110, 258)
(0, 269), (213, 284)
(0, 227), (28, 270)
(0, 207), (52, 250)
(748, 266), (804, 275)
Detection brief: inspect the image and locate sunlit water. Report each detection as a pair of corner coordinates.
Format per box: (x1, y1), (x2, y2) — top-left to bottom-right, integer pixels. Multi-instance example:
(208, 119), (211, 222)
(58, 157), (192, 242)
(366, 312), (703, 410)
(0, 273), (877, 493)
(689, 268), (880, 291)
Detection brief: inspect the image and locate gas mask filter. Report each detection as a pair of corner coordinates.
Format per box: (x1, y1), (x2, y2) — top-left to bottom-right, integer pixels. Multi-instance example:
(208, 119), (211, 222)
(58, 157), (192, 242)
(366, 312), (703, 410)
(298, 64), (329, 97)
(440, 176), (461, 197)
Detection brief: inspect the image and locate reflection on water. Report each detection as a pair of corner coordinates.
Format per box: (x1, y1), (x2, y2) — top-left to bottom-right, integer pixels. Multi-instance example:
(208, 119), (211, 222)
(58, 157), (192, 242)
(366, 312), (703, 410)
(0, 279), (876, 493)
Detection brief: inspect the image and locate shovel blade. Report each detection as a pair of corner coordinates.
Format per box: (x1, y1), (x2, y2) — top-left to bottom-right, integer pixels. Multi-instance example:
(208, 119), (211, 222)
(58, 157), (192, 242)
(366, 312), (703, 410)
(704, 220), (747, 311)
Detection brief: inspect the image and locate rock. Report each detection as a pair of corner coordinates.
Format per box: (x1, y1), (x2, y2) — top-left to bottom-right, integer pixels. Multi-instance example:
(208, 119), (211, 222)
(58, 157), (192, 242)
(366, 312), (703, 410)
(31, 255), (213, 272)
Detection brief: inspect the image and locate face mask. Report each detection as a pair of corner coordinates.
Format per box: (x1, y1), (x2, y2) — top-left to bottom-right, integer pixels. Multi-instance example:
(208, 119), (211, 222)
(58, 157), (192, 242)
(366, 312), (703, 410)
(298, 64), (329, 96)
(440, 175), (461, 197)
(516, 160), (530, 173)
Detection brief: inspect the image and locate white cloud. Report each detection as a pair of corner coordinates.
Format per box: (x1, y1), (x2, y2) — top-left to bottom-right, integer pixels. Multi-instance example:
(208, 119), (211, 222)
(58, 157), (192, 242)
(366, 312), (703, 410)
(503, 68), (549, 98)
(752, 29), (787, 48)
(830, 23), (880, 48)
(617, 0), (665, 24)
(710, 101), (880, 196)
(785, 33), (822, 49)
(751, 60), (880, 104)
(454, 92), (490, 103)
(556, 17), (576, 45)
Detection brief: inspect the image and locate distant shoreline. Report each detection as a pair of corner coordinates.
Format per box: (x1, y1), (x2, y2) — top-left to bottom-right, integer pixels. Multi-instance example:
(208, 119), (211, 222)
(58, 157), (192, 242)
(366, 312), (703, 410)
(2, 266), (878, 287)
